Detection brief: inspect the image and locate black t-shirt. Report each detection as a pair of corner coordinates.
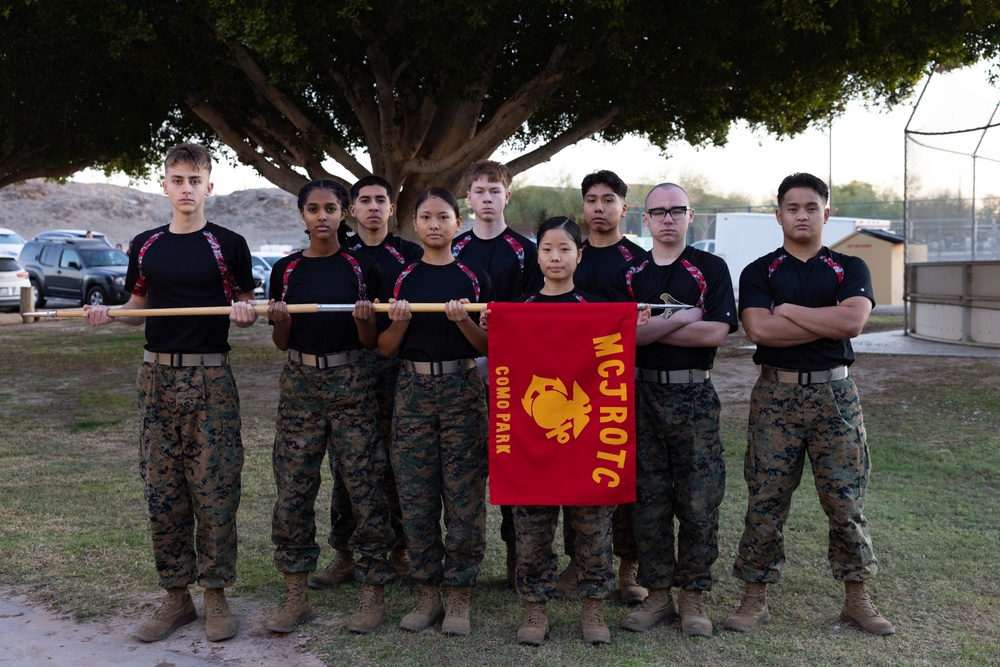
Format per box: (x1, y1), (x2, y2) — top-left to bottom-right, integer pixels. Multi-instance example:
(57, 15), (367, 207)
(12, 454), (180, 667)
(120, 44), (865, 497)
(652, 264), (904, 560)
(517, 288), (604, 304)
(268, 250), (382, 355)
(451, 227), (543, 301)
(611, 246), (737, 370)
(347, 233), (424, 274)
(125, 222), (255, 353)
(576, 237), (647, 301)
(379, 260), (494, 362)
(739, 246), (875, 369)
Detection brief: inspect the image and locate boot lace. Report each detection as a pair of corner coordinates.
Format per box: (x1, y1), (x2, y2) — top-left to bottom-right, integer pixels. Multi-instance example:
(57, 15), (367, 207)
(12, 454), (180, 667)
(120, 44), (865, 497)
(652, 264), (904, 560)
(152, 591), (187, 620)
(680, 591), (706, 616)
(525, 603), (546, 626)
(584, 600), (605, 625)
(736, 586), (766, 615)
(413, 587), (440, 614)
(848, 587), (879, 617)
(358, 586), (380, 613)
(205, 591), (227, 618)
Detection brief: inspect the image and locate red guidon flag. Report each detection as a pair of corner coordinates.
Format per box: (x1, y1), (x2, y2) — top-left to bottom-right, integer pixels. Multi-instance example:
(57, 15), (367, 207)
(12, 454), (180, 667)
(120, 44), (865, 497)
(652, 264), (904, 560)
(487, 302), (637, 506)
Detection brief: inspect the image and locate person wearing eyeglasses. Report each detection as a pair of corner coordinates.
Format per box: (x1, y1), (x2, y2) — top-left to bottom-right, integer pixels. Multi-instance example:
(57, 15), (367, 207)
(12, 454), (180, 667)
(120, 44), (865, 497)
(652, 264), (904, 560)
(610, 183), (737, 638)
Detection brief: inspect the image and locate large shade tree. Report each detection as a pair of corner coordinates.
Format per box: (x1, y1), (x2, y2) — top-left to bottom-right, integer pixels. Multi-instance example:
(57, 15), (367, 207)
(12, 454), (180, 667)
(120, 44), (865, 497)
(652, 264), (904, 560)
(2, 0), (999, 232)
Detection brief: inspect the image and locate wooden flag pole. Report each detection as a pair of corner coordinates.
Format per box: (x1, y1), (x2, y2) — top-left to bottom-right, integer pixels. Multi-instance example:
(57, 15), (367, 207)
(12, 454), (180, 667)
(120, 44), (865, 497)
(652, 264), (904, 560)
(24, 301), (687, 319)
(23, 302), (491, 318)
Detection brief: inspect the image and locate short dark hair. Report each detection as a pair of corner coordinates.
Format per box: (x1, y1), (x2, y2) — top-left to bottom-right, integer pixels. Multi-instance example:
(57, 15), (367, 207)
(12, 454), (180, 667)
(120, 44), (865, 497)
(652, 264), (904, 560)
(581, 170), (628, 199)
(777, 173), (829, 206)
(351, 175), (393, 202)
(536, 216), (582, 248)
(414, 187), (461, 218)
(164, 143), (212, 175)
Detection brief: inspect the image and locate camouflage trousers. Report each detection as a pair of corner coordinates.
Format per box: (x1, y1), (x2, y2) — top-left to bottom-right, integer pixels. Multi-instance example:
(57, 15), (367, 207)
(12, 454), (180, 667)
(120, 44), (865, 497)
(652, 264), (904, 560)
(634, 379), (726, 591)
(328, 350), (405, 551)
(137, 362), (244, 590)
(514, 504), (614, 601)
(732, 377), (877, 584)
(271, 358), (395, 584)
(391, 366), (488, 587)
(563, 504), (638, 561)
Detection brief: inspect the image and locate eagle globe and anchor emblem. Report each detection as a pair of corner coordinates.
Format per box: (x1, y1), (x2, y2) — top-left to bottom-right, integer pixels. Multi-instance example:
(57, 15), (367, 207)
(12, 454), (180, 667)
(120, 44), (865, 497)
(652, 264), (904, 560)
(517, 294), (690, 446)
(521, 375), (592, 444)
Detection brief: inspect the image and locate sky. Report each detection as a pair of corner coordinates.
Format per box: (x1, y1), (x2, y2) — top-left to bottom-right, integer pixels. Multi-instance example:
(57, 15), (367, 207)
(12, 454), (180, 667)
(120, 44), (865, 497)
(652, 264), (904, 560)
(74, 61), (1000, 205)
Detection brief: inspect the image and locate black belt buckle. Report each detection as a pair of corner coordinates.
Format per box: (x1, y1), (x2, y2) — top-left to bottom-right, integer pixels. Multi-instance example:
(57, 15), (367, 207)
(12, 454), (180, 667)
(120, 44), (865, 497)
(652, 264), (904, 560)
(316, 355), (329, 370)
(798, 371), (811, 386)
(170, 353), (184, 367)
(429, 361), (445, 375)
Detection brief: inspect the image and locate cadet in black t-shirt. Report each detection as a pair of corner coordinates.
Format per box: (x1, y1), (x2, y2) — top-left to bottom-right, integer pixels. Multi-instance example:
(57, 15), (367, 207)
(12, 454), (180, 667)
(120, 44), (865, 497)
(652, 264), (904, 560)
(379, 187), (493, 637)
(264, 180), (395, 636)
(311, 176), (422, 590)
(490, 217), (643, 646)
(724, 173), (894, 637)
(452, 160), (544, 589)
(611, 183), (737, 639)
(84, 144), (257, 643)
(569, 170), (650, 606)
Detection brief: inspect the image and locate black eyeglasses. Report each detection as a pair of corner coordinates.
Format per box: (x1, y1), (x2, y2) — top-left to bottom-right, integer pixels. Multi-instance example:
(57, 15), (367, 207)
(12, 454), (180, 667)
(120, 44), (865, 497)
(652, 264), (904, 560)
(645, 206), (691, 222)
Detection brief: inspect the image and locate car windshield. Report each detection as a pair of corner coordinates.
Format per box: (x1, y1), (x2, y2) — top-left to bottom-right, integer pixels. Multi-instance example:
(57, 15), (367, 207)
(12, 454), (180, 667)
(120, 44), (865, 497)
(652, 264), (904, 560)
(0, 233), (25, 243)
(81, 248), (128, 267)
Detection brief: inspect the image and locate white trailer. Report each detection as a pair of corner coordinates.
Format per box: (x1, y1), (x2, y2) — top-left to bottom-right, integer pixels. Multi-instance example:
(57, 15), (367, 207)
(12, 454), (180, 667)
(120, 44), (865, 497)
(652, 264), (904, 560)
(707, 212), (888, 297)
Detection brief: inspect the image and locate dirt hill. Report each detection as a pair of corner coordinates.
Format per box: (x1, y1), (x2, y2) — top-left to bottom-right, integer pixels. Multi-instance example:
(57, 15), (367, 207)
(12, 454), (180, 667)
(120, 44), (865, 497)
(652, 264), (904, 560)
(0, 179), (306, 252)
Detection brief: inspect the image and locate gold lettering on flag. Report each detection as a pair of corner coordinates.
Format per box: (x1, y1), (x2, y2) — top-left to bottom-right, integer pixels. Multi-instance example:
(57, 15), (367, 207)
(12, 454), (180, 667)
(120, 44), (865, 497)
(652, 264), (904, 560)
(488, 302), (637, 506)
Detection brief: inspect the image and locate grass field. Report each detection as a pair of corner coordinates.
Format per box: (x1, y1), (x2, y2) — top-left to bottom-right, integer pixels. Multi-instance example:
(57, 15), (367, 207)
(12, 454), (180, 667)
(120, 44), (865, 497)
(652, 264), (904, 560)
(1, 316), (998, 666)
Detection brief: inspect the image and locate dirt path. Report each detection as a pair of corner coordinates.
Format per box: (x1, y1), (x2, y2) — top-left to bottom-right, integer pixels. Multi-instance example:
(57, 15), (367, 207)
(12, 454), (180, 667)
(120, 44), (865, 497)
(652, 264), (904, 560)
(0, 588), (326, 667)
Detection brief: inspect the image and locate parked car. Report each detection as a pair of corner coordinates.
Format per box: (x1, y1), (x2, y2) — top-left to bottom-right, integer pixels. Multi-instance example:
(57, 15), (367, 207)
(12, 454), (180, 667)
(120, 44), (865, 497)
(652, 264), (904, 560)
(19, 238), (129, 307)
(0, 227), (27, 258)
(250, 253), (273, 298)
(691, 238), (716, 254)
(0, 256), (31, 311)
(31, 229), (111, 245)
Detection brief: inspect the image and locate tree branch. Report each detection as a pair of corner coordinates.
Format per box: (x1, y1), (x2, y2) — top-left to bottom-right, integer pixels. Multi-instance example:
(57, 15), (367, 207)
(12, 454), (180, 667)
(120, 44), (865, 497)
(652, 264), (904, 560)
(505, 107), (621, 177)
(185, 95), (309, 194)
(229, 43), (370, 179)
(0, 158), (98, 189)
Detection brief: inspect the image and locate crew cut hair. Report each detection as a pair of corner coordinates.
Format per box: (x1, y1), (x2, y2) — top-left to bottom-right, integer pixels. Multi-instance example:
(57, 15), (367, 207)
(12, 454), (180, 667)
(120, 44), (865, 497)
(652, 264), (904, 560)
(777, 173), (829, 206)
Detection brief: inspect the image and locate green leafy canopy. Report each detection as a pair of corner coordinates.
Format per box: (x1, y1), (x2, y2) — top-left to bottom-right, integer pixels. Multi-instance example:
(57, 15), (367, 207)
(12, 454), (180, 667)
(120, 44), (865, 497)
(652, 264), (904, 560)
(2, 0), (999, 231)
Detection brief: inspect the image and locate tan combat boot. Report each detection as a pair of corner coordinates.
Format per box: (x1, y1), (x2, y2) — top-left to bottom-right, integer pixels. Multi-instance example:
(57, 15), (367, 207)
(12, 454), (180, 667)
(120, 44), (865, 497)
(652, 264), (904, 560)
(677, 589), (713, 637)
(399, 583), (445, 632)
(618, 559), (648, 605)
(441, 585), (472, 636)
(620, 587), (677, 632)
(265, 572), (315, 634)
(390, 547), (410, 583)
(581, 596), (611, 644)
(840, 581), (896, 635)
(133, 587), (197, 642)
(555, 559), (579, 597)
(308, 549), (355, 589)
(348, 583), (388, 633)
(516, 601), (550, 646)
(724, 582), (771, 633)
(204, 588), (237, 642)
